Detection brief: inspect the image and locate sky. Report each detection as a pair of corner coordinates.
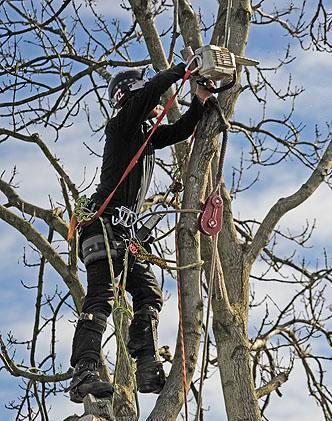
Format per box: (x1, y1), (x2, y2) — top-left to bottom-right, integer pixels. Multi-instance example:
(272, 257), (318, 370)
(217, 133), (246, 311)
(0, 1), (331, 420)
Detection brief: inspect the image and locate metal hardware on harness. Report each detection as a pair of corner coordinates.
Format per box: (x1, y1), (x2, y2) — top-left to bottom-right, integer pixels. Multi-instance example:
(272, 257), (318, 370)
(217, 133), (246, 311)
(170, 180), (184, 193)
(111, 206), (138, 228)
(128, 240), (140, 256)
(79, 313), (94, 321)
(135, 213), (164, 243)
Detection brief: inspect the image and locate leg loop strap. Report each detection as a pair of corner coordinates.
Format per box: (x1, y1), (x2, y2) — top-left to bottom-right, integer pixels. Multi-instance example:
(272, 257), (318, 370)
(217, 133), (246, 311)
(78, 312), (108, 334)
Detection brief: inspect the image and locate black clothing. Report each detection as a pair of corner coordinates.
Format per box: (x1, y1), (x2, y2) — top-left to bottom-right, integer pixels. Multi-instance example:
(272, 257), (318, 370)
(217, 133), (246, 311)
(127, 304), (166, 393)
(71, 219), (163, 367)
(91, 62), (205, 212)
(70, 63), (205, 380)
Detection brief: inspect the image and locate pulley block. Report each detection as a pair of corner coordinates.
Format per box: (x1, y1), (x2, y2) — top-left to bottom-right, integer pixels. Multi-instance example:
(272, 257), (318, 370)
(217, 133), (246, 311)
(198, 191), (223, 236)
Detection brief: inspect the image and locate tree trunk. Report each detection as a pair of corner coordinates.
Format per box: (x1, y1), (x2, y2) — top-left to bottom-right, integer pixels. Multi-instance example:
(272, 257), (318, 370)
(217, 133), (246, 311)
(209, 0), (261, 418)
(147, 99), (224, 421)
(111, 309), (137, 420)
(212, 277), (261, 421)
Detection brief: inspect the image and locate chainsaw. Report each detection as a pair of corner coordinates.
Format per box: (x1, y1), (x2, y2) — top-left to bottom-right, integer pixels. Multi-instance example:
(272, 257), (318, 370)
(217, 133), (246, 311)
(180, 46), (258, 235)
(181, 44), (259, 93)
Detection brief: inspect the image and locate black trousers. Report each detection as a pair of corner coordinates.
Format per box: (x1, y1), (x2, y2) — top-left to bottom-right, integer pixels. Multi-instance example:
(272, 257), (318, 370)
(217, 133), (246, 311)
(70, 219), (163, 367)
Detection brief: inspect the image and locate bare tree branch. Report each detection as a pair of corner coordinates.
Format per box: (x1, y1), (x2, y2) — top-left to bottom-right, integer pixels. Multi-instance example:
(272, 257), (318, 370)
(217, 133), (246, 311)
(255, 371), (289, 399)
(246, 140), (332, 265)
(0, 205), (84, 310)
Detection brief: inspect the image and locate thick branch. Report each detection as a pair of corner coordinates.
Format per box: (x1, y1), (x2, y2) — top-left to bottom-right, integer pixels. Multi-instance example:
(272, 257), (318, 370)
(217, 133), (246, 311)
(246, 140), (332, 265)
(147, 96), (224, 421)
(0, 178), (67, 239)
(255, 372), (289, 399)
(0, 205), (84, 311)
(178, 0), (203, 51)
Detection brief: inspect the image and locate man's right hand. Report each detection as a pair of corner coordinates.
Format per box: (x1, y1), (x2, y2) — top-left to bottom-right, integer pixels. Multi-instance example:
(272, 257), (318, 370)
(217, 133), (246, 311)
(195, 79), (216, 104)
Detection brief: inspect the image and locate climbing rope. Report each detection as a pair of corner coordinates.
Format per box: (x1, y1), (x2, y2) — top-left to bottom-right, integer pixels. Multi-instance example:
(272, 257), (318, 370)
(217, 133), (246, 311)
(99, 218), (140, 420)
(195, 234), (219, 420)
(194, 117), (230, 421)
(128, 238), (203, 271)
(175, 190), (189, 421)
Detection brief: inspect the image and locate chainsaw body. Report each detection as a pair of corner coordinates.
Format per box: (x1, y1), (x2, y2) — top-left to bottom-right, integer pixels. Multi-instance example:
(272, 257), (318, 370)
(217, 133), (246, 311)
(182, 44), (259, 91)
(194, 45), (236, 80)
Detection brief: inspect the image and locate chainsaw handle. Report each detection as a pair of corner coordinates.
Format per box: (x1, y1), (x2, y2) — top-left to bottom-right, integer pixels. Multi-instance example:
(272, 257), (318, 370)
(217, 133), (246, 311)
(196, 71), (236, 94)
(185, 54), (202, 75)
(181, 46), (202, 75)
(210, 71), (237, 93)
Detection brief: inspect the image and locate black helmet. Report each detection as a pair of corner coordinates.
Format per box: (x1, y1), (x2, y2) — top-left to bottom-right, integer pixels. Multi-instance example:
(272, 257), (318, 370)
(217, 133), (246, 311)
(108, 68), (146, 108)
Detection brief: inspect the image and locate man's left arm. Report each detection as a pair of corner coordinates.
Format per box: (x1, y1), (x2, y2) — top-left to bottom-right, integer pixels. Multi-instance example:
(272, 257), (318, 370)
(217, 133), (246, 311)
(152, 81), (215, 150)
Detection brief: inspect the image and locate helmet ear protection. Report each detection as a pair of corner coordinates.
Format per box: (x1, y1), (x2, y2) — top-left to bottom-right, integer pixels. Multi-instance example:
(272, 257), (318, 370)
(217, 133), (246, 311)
(108, 68), (147, 108)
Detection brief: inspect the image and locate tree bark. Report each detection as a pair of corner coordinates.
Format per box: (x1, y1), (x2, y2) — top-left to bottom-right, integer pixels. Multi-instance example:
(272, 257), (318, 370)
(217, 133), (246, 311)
(212, 272), (262, 421)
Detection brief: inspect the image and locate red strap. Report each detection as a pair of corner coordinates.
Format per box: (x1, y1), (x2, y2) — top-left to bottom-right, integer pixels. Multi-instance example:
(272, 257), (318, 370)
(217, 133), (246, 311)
(84, 68), (192, 227)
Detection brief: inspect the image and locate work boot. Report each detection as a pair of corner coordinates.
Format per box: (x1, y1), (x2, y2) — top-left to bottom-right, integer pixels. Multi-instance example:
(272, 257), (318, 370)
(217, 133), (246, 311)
(127, 305), (166, 394)
(68, 359), (114, 403)
(136, 354), (165, 394)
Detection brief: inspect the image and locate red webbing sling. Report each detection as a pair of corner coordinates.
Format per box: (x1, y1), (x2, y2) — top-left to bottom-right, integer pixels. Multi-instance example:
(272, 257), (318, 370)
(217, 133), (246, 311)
(68, 68), (192, 241)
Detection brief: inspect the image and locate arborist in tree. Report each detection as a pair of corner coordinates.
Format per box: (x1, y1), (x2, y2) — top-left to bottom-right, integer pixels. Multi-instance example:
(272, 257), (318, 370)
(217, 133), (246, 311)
(68, 59), (215, 403)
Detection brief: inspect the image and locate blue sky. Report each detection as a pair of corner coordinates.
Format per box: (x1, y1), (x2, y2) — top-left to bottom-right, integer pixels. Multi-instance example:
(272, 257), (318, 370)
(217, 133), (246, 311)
(0, 1), (331, 420)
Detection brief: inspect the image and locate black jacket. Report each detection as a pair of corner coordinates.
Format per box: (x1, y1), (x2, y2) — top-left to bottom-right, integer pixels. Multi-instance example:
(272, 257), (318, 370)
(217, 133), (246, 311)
(91, 63), (205, 212)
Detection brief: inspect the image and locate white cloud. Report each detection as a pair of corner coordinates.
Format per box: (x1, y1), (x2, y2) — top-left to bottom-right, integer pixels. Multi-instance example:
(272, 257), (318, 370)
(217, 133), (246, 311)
(233, 169), (332, 245)
(74, 0), (132, 21)
(265, 361), (323, 421)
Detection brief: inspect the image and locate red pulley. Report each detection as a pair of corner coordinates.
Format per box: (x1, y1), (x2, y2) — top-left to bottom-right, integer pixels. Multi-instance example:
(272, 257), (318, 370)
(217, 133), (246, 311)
(198, 191), (223, 236)
(128, 240), (140, 255)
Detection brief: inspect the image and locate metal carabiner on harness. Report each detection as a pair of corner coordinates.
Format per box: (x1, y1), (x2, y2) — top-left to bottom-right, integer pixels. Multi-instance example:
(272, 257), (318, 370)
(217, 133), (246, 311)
(111, 206), (138, 228)
(111, 206), (138, 238)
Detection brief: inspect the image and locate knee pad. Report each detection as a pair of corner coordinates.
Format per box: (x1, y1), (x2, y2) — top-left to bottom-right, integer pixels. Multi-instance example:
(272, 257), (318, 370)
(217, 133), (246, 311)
(80, 234), (124, 266)
(127, 305), (159, 358)
(77, 312), (108, 335)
